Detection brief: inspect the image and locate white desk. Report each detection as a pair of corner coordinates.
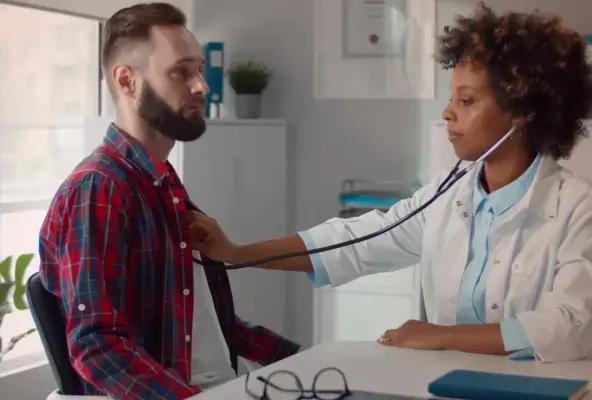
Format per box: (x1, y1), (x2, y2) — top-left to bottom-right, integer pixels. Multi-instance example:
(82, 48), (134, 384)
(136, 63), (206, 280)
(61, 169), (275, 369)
(192, 341), (592, 399)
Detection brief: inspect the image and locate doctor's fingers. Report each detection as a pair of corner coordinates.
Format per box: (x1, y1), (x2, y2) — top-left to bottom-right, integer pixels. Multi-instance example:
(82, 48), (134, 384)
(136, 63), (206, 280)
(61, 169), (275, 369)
(187, 210), (209, 224)
(189, 213), (218, 230)
(378, 329), (400, 346)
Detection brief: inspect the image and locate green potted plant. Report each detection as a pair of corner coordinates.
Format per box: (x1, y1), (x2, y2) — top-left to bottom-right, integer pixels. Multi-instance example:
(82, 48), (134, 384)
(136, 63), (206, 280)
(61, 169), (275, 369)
(0, 254), (36, 362)
(227, 61), (272, 119)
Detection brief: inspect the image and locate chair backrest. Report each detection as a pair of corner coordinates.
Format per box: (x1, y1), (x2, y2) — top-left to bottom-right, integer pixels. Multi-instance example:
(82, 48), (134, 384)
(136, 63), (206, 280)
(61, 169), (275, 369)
(26, 273), (84, 395)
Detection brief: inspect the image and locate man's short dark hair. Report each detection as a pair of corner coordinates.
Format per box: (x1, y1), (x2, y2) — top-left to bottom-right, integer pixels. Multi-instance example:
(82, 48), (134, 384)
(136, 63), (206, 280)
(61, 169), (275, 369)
(101, 2), (186, 93)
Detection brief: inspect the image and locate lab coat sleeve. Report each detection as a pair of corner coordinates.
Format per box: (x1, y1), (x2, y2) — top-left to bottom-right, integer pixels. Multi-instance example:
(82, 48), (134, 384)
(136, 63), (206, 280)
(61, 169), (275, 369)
(517, 192), (592, 362)
(304, 176), (444, 287)
(297, 231), (331, 287)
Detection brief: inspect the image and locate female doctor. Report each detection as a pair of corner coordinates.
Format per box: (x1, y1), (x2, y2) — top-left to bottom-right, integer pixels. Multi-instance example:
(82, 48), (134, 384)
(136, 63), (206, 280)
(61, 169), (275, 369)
(190, 4), (592, 362)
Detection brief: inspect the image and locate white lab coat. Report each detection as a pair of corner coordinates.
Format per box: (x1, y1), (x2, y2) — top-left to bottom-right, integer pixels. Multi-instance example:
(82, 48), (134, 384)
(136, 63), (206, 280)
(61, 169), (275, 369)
(306, 156), (592, 362)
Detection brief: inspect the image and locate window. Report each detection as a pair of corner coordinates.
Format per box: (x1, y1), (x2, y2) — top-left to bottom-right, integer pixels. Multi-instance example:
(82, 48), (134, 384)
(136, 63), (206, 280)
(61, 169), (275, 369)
(0, 3), (101, 362)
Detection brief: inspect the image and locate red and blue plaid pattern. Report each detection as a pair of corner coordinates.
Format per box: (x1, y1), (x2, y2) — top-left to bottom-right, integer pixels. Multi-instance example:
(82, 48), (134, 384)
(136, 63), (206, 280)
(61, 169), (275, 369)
(39, 124), (299, 399)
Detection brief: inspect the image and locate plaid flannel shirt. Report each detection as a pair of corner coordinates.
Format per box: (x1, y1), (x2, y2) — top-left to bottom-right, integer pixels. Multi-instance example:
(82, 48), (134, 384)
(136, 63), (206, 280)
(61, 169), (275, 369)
(39, 124), (299, 399)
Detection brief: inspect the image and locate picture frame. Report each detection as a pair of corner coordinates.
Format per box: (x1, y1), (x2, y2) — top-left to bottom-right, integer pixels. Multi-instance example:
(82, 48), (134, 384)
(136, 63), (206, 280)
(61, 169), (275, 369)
(342, 0), (407, 58)
(314, 0), (435, 99)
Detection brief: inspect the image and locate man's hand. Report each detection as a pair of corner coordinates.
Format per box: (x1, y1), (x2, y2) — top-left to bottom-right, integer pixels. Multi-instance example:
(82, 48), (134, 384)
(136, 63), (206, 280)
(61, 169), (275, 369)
(377, 320), (449, 350)
(187, 211), (238, 262)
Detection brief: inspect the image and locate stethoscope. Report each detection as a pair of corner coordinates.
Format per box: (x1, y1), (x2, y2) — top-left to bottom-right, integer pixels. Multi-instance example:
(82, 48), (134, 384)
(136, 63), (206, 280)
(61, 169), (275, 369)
(193, 126), (517, 270)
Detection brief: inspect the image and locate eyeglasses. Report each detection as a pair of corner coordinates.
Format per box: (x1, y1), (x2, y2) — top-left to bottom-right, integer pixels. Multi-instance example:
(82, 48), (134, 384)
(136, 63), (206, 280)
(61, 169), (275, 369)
(244, 366), (351, 400)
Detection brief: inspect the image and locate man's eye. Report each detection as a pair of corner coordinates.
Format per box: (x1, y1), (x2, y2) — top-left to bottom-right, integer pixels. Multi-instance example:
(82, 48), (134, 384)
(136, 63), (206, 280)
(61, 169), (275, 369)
(172, 68), (190, 78)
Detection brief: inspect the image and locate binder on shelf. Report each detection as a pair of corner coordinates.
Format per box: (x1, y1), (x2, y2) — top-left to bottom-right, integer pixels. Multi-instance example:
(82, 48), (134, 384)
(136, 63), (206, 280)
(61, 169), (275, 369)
(203, 42), (224, 118)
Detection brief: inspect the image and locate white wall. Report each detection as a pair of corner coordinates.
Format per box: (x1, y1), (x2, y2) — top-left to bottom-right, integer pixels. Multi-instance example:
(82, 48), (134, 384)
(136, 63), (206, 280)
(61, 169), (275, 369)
(191, 0), (592, 348)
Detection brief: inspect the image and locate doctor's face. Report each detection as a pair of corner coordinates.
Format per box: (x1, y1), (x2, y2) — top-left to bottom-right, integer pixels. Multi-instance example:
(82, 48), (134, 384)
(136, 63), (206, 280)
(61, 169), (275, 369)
(442, 61), (515, 161)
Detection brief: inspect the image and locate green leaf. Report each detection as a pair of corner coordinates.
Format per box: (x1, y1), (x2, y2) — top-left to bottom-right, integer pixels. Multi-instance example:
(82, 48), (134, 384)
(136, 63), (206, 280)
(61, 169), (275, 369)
(15, 254), (33, 287)
(0, 282), (14, 307)
(0, 256), (12, 283)
(13, 288), (27, 310)
(227, 61), (272, 94)
(13, 254), (34, 310)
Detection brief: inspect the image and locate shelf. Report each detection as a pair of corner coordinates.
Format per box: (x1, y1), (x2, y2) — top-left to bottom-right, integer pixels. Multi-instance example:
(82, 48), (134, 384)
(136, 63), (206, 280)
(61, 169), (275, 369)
(205, 118), (286, 126)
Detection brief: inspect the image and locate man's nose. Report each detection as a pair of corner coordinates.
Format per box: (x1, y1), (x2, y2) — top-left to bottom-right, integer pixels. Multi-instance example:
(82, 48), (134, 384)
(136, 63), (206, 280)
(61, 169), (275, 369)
(191, 73), (209, 96)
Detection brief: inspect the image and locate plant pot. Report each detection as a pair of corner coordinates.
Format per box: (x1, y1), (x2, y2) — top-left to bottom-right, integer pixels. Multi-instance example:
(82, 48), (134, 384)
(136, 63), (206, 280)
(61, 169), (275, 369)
(235, 94), (262, 119)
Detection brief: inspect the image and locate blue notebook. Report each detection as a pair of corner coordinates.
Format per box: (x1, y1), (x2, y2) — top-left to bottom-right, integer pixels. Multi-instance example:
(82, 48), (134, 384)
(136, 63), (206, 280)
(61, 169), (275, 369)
(428, 369), (588, 400)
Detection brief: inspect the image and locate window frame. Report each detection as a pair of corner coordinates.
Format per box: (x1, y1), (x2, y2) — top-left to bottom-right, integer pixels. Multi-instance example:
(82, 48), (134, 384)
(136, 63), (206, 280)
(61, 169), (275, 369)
(0, 0), (106, 373)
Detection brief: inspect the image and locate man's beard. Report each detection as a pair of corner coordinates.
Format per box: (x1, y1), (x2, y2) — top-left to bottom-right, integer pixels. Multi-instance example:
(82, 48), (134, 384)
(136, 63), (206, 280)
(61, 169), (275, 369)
(138, 82), (206, 142)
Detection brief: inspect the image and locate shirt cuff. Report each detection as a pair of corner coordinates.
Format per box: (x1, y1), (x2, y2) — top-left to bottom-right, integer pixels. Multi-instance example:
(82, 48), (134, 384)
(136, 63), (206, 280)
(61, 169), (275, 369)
(501, 318), (535, 360)
(297, 231), (330, 287)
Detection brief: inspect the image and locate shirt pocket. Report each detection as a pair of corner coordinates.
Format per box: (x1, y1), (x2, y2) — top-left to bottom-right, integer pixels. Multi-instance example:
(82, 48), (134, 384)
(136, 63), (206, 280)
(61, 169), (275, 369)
(510, 241), (552, 276)
(506, 251), (552, 314)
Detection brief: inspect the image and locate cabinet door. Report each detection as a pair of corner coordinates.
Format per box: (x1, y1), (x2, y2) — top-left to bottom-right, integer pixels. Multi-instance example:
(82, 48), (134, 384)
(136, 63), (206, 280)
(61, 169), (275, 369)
(227, 123), (288, 335)
(233, 124), (287, 242)
(314, 268), (417, 343)
(316, 289), (415, 343)
(183, 124), (237, 230)
(183, 122), (289, 335)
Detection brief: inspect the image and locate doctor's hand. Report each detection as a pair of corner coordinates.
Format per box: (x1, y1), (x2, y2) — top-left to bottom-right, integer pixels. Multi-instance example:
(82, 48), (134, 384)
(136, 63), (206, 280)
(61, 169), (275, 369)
(187, 211), (238, 262)
(377, 320), (448, 350)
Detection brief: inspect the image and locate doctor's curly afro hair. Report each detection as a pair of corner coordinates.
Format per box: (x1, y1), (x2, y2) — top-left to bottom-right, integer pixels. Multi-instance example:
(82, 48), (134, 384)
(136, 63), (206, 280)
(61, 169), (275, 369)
(437, 2), (592, 159)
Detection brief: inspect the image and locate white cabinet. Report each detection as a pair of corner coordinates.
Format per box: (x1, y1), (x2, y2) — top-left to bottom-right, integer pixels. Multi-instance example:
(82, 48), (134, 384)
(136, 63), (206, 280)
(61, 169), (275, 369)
(182, 119), (289, 335)
(312, 184), (420, 344)
(314, 266), (418, 344)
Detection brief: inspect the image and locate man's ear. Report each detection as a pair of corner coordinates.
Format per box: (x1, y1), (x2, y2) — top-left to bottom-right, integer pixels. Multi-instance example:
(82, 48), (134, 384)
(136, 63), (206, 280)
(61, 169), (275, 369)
(112, 64), (137, 98)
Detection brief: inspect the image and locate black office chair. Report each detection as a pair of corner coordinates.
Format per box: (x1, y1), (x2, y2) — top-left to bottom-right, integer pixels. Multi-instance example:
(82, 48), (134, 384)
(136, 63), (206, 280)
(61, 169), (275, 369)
(26, 273), (84, 396)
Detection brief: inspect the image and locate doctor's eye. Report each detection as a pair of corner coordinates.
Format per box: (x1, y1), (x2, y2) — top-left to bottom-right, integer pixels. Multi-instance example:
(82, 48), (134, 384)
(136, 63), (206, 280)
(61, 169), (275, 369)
(455, 97), (475, 107)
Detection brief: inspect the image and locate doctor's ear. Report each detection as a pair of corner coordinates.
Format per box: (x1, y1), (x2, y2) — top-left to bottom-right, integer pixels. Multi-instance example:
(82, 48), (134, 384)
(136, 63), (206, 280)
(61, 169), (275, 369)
(511, 113), (535, 130)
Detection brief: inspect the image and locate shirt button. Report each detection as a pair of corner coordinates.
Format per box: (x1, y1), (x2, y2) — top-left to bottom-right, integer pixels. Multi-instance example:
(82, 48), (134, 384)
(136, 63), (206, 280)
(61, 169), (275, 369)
(78, 303), (86, 312)
(183, 289), (190, 296)
(180, 242), (187, 249)
(173, 197), (180, 204)
(491, 303), (498, 310)
(462, 212), (469, 218)
(494, 259), (501, 265)
(185, 335), (191, 342)
(153, 180), (159, 187)
(456, 201), (462, 206)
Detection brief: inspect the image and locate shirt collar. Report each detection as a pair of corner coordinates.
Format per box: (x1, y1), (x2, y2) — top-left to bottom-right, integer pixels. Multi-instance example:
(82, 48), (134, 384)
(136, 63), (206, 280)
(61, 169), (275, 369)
(472, 154), (542, 216)
(104, 123), (172, 184)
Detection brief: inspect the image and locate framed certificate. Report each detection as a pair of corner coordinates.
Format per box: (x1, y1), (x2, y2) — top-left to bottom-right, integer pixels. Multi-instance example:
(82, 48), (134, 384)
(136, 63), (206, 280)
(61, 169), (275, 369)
(314, 0), (435, 99)
(343, 0), (407, 58)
